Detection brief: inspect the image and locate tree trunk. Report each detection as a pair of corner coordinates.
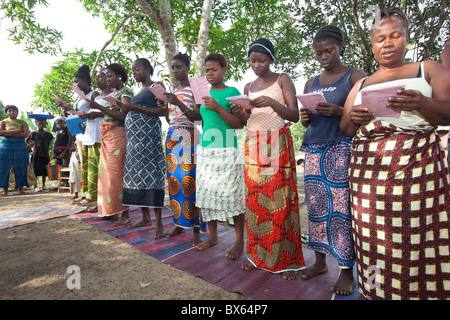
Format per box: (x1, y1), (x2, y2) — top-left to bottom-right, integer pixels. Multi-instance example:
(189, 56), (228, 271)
(136, 0), (179, 87)
(194, 0), (214, 77)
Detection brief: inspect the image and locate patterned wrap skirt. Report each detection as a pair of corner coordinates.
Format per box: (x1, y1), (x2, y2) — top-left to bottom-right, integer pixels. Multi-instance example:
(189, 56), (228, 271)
(349, 120), (449, 300)
(300, 137), (355, 268)
(244, 126), (305, 273)
(196, 146), (245, 222)
(0, 137), (29, 188)
(166, 125), (207, 233)
(81, 143), (100, 200)
(122, 112), (165, 207)
(97, 123), (128, 217)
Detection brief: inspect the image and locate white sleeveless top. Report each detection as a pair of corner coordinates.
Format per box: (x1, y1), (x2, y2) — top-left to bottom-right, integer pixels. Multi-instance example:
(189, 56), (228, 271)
(355, 62), (432, 128)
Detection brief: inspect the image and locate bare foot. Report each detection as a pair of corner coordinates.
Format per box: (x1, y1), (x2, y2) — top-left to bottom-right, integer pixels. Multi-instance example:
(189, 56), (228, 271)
(1, 191), (7, 197)
(299, 262), (328, 280)
(241, 260), (255, 271)
(225, 242), (244, 260)
(154, 224), (165, 239)
(192, 231), (203, 246)
(128, 220), (152, 229)
(18, 188), (25, 195)
(330, 268), (355, 295)
(93, 214), (118, 221)
(86, 206), (98, 213)
(282, 270), (297, 280)
(165, 226), (185, 238)
(196, 237), (218, 251)
(114, 215), (131, 227)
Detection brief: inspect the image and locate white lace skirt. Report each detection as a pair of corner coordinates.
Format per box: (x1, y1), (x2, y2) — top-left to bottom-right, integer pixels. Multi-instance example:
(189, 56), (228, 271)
(196, 146), (245, 222)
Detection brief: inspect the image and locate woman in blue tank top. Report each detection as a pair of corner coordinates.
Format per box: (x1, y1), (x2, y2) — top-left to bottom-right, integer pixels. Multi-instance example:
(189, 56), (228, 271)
(299, 25), (365, 296)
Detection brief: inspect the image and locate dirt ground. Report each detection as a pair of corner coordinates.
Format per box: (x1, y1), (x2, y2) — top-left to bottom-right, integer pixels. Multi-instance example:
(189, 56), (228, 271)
(0, 166), (307, 301)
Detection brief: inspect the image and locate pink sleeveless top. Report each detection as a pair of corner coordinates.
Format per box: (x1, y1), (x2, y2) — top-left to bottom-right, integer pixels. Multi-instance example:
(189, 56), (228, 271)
(247, 74), (286, 130)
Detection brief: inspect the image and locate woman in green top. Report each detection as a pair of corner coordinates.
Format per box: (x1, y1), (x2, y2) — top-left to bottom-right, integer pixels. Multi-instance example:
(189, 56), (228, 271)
(195, 53), (246, 260)
(87, 63), (134, 226)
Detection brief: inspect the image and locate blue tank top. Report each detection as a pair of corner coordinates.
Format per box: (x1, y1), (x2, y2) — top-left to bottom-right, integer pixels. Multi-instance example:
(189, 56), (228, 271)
(302, 68), (354, 144)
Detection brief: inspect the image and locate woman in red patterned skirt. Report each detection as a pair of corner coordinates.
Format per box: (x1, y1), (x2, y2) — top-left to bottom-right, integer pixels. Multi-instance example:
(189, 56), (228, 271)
(340, 7), (450, 299)
(233, 38), (305, 280)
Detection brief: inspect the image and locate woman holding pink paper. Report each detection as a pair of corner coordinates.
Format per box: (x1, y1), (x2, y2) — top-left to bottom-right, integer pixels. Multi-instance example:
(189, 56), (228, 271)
(195, 53), (246, 260)
(118, 58), (167, 239)
(233, 38), (305, 280)
(87, 63), (133, 226)
(298, 25), (365, 296)
(163, 52), (207, 246)
(340, 7), (450, 300)
(57, 65), (99, 207)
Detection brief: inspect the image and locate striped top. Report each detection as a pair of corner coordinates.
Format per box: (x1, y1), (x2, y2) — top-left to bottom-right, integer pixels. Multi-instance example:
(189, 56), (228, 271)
(168, 86), (195, 127)
(247, 74), (286, 130)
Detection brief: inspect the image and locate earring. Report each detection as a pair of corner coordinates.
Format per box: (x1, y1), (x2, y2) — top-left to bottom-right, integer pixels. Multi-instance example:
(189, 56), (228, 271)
(119, 77), (122, 81)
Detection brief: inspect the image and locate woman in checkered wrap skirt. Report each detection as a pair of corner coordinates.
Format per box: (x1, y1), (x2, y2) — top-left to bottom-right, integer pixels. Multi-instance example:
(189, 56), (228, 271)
(340, 7), (450, 300)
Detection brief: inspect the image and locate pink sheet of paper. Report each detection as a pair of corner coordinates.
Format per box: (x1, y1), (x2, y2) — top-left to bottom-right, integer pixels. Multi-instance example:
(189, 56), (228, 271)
(226, 95), (254, 109)
(361, 85), (404, 118)
(148, 84), (168, 104)
(103, 94), (120, 107)
(71, 85), (87, 100)
(51, 90), (82, 115)
(188, 76), (210, 104)
(296, 93), (326, 114)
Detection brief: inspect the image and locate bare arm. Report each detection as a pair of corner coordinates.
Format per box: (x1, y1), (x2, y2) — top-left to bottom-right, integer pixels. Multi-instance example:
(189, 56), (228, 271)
(386, 61), (450, 125)
(250, 73), (299, 123)
(202, 96), (244, 129)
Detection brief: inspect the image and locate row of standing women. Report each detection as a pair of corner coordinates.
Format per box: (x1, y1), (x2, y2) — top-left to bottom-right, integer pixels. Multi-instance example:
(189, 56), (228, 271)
(2, 6), (448, 300)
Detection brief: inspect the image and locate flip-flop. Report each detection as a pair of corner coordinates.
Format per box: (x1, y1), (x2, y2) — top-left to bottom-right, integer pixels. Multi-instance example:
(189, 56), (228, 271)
(301, 233), (309, 244)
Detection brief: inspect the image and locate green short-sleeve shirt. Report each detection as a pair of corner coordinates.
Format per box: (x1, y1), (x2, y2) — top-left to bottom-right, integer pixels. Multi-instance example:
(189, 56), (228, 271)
(199, 86), (240, 148)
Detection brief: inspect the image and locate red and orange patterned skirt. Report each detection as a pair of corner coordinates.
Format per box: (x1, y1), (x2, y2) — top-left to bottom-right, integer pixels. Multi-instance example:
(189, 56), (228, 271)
(244, 126), (305, 273)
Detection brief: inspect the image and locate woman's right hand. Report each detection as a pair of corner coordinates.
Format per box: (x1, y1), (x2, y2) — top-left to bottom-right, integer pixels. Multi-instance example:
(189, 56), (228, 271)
(164, 92), (181, 106)
(349, 105), (375, 125)
(299, 106), (312, 122)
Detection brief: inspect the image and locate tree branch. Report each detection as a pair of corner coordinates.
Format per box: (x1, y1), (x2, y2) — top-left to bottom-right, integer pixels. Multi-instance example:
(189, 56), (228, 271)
(90, 11), (145, 78)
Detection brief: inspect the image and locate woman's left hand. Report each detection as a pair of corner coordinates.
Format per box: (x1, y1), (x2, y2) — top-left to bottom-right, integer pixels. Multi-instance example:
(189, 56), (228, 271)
(386, 89), (427, 112)
(250, 95), (275, 108)
(316, 102), (343, 117)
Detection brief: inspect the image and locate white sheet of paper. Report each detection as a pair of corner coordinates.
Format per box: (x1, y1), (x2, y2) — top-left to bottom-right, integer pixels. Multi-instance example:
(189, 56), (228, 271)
(188, 76), (210, 104)
(148, 84), (168, 104)
(71, 85), (87, 100)
(361, 85), (404, 118)
(226, 95), (254, 109)
(296, 93), (326, 114)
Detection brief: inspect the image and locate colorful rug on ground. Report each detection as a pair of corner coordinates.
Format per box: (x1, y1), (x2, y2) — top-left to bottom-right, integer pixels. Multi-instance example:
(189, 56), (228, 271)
(0, 202), (86, 230)
(78, 206), (358, 300)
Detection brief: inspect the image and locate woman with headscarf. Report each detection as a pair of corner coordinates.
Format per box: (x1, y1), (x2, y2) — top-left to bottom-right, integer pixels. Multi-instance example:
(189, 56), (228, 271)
(0, 105), (29, 196)
(117, 58), (167, 238)
(87, 63), (133, 225)
(340, 7), (450, 299)
(298, 25), (366, 295)
(232, 38), (305, 280)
